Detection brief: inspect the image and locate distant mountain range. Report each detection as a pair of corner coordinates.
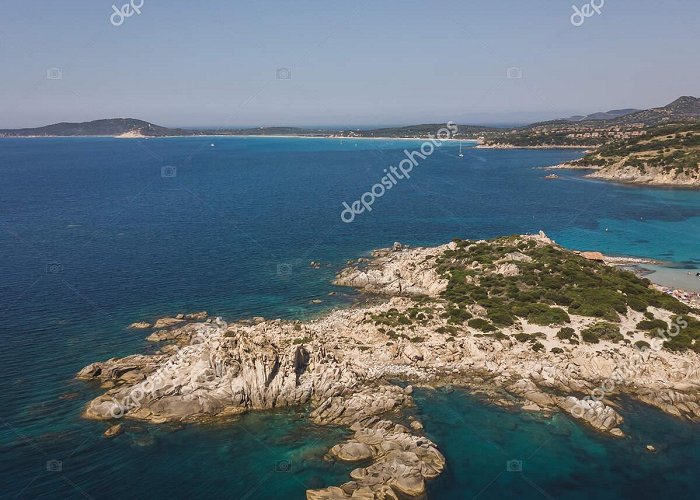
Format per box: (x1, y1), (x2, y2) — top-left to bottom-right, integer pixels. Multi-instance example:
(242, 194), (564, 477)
(611, 96), (700, 126)
(564, 109), (641, 122)
(528, 96), (700, 129)
(1, 97), (698, 138)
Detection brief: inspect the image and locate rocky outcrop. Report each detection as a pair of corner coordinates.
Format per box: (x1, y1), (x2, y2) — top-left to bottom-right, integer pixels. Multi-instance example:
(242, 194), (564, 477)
(310, 418), (445, 499)
(557, 397), (624, 437)
(334, 244), (449, 296)
(588, 163), (700, 187)
(128, 321), (152, 329)
(77, 353), (167, 388)
(81, 322), (360, 423)
(153, 317), (184, 329)
(77, 236), (700, 498)
(103, 424), (123, 438)
(310, 386), (413, 426)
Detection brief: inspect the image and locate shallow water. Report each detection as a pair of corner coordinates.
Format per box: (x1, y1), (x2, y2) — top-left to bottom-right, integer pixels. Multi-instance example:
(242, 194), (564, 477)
(418, 388), (700, 499)
(1, 137), (699, 498)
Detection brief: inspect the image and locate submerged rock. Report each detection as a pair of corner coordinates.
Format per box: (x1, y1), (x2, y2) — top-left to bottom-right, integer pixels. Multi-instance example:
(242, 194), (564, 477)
(103, 424), (123, 438)
(128, 321), (152, 329)
(153, 317), (184, 329)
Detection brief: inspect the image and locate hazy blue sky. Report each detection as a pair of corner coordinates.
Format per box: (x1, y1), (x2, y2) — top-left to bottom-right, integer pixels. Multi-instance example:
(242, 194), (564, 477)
(1, 0), (698, 128)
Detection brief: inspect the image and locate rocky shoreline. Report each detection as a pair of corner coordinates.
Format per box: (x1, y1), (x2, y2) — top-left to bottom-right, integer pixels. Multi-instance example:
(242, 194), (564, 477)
(540, 161), (700, 188)
(540, 162), (601, 171)
(476, 144), (595, 150)
(587, 165), (700, 188)
(77, 234), (700, 498)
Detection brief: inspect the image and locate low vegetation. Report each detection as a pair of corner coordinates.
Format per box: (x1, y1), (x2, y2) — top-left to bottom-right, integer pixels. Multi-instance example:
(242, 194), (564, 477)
(359, 235), (698, 353)
(663, 316), (700, 353)
(575, 123), (700, 180)
(429, 235), (697, 351)
(436, 236), (690, 325)
(581, 322), (624, 344)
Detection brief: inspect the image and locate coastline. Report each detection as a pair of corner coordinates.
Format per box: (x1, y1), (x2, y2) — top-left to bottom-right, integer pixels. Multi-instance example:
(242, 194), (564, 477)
(0, 134), (606, 152)
(0, 134), (477, 142)
(586, 170), (700, 189)
(476, 144), (595, 150)
(540, 162), (600, 171)
(75, 233), (700, 498)
(584, 252), (700, 299)
(538, 162), (700, 189)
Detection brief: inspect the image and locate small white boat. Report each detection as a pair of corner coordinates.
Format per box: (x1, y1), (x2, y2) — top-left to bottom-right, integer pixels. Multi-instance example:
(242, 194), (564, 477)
(458, 141), (464, 158)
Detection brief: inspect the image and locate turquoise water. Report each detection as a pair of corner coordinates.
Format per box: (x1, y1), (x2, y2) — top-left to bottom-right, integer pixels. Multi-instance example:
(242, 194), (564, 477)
(1, 137), (699, 498)
(418, 388), (700, 499)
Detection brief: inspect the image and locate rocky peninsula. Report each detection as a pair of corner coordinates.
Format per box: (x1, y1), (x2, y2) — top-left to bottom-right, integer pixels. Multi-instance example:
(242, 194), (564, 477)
(544, 122), (700, 188)
(77, 233), (700, 499)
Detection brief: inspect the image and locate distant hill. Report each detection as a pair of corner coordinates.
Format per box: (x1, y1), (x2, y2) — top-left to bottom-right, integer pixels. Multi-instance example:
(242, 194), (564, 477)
(1, 96), (698, 139)
(566, 108), (640, 122)
(610, 96), (700, 126)
(524, 96), (700, 130)
(0, 119), (496, 139)
(0, 118), (194, 137)
(348, 124), (499, 138)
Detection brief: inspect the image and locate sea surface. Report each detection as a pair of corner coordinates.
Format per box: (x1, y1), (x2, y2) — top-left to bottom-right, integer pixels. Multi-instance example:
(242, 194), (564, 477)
(1, 137), (699, 499)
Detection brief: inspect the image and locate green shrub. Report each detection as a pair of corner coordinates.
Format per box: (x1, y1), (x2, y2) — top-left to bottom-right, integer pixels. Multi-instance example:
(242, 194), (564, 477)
(532, 342), (545, 352)
(468, 318), (496, 332)
(556, 327), (577, 341)
(385, 330), (409, 340)
(581, 322), (623, 343)
(551, 347), (564, 354)
(636, 319), (667, 331)
(634, 340), (651, 350)
(487, 308), (515, 326)
(436, 325), (459, 335)
(407, 307), (434, 322)
(663, 316), (700, 352)
(513, 303), (570, 326)
(581, 330), (599, 343)
(627, 297), (647, 312)
(514, 332), (532, 343)
(446, 306), (473, 324)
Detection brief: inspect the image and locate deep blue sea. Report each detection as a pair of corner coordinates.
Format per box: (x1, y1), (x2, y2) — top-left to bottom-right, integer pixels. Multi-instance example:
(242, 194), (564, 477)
(1, 137), (699, 499)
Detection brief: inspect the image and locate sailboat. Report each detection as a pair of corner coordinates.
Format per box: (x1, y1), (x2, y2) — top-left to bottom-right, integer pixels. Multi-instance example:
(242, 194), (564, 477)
(458, 141), (464, 158)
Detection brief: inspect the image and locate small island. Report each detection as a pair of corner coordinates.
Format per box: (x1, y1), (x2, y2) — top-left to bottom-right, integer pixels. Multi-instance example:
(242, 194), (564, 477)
(77, 233), (700, 499)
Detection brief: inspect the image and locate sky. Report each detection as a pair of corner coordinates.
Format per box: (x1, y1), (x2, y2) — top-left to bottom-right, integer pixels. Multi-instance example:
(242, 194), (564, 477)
(0, 0), (698, 128)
